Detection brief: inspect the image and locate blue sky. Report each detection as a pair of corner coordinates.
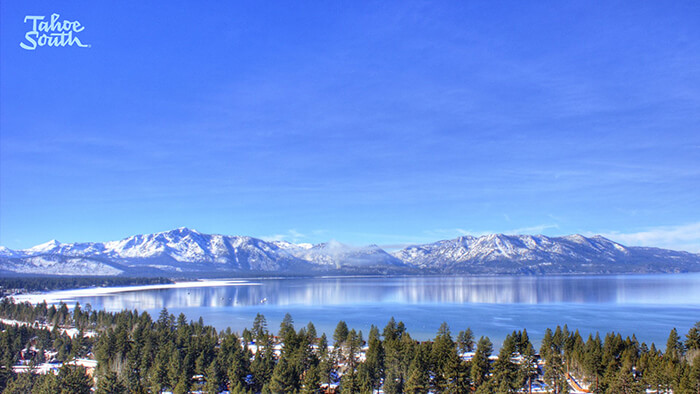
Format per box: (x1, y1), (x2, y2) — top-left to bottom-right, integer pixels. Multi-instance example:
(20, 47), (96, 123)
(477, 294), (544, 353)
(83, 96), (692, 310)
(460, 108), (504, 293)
(1, 1), (699, 252)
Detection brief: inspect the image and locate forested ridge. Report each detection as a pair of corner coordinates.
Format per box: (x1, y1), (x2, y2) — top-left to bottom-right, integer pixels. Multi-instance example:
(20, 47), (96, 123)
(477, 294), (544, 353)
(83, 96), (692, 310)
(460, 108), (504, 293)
(0, 298), (699, 393)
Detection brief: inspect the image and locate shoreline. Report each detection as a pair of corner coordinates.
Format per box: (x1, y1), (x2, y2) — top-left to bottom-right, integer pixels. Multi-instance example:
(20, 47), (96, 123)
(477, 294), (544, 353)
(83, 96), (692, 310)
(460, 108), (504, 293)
(11, 279), (261, 305)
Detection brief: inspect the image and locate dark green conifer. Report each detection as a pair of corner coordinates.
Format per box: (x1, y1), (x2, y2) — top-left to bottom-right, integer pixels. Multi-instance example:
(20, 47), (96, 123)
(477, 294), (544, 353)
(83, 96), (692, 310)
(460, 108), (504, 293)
(333, 321), (349, 347)
(470, 336), (493, 389)
(96, 370), (126, 394)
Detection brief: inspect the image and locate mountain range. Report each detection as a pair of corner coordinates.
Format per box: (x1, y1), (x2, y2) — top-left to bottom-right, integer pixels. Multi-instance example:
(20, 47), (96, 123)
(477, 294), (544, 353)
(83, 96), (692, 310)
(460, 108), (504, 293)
(1, 227), (699, 277)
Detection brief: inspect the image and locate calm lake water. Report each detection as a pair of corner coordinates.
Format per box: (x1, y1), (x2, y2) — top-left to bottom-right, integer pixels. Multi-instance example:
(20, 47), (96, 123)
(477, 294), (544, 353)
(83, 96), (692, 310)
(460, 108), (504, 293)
(45, 274), (700, 349)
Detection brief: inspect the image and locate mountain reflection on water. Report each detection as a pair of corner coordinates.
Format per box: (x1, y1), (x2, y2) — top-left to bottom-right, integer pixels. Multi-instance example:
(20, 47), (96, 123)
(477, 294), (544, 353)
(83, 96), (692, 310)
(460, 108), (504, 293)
(72, 274), (700, 311)
(57, 274), (700, 346)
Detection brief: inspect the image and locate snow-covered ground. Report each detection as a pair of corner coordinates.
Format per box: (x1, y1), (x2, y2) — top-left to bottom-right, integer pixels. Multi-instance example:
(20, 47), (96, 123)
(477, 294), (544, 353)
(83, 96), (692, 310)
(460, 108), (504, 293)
(0, 318), (97, 338)
(12, 358), (97, 375)
(11, 279), (261, 305)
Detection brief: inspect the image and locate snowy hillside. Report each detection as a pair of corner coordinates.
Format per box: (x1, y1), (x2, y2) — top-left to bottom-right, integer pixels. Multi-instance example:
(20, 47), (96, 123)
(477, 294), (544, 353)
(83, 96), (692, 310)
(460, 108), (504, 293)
(1, 229), (699, 276)
(393, 233), (700, 274)
(0, 228), (312, 276)
(278, 240), (405, 268)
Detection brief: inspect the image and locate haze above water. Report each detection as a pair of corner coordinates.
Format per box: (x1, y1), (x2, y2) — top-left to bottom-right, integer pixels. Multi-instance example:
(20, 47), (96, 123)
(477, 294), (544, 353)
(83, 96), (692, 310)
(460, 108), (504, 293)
(50, 274), (700, 349)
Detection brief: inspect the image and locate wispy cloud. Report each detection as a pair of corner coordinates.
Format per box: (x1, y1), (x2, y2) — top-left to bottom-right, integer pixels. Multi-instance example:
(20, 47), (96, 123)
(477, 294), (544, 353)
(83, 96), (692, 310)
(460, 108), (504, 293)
(508, 224), (560, 235)
(598, 222), (700, 253)
(261, 229), (307, 243)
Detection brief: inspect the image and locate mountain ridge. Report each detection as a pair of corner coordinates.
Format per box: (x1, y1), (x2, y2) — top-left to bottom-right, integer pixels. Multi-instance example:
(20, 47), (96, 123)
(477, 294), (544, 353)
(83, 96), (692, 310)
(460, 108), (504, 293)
(1, 228), (699, 276)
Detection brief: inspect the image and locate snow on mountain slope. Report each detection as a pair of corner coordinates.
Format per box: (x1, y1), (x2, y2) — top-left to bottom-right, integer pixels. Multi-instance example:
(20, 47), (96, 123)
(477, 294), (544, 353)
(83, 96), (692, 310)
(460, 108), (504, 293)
(0, 255), (123, 276)
(283, 240), (406, 268)
(393, 233), (700, 274)
(271, 241), (313, 251)
(0, 229), (408, 275)
(393, 234), (621, 268)
(2, 229), (699, 276)
(0, 246), (19, 258)
(0, 228), (311, 274)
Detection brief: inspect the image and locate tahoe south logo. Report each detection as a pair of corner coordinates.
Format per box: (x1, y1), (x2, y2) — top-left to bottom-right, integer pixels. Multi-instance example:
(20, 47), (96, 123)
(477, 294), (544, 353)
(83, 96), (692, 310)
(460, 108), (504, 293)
(20, 14), (89, 50)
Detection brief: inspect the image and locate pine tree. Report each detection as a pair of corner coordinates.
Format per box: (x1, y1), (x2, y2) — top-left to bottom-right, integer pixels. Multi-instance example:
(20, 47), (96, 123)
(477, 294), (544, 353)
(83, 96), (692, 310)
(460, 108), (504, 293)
(306, 322), (317, 346)
(251, 345), (275, 392)
(358, 325), (384, 392)
(227, 350), (247, 390)
(278, 313), (296, 346)
(519, 339), (538, 394)
(688, 354), (700, 393)
(96, 370), (126, 394)
(203, 360), (220, 393)
(543, 348), (567, 393)
(149, 347), (169, 393)
(384, 325), (411, 394)
(4, 372), (36, 394)
(685, 321), (700, 351)
(491, 334), (520, 393)
(383, 317), (406, 342)
(431, 322), (462, 392)
(607, 354), (643, 394)
(300, 363), (321, 393)
(269, 357), (297, 393)
(666, 328), (684, 361)
(58, 365), (93, 394)
(456, 327), (475, 353)
(405, 343), (430, 393)
(318, 333), (336, 389)
(253, 313), (268, 344)
(34, 373), (60, 393)
(242, 328), (253, 344)
(333, 321), (349, 347)
(583, 333), (603, 392)
(340, 329), (362, 393)
(541, 328), (553, 361)
(173, 378), (188, 394)
(518, 329), (531, 353)
(541, 327), (569, 394)
(471, 336), (493, 389)
(167, 347), (182, 390)
(195, 351), (209, 376)
(230, 382), (246, 394)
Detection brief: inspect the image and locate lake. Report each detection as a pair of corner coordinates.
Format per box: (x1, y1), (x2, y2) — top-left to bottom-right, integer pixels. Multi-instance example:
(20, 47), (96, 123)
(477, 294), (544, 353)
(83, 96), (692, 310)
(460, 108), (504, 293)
(24, 274), (700, 349)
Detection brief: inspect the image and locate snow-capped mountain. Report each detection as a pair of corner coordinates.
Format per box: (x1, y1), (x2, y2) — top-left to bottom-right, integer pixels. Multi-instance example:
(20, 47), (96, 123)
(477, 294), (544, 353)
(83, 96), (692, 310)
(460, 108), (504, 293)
(1, 229), (699, 276)
(277, 240), (405, 268)
(0, 228), (313, 276)
(393, 233), (700, 274)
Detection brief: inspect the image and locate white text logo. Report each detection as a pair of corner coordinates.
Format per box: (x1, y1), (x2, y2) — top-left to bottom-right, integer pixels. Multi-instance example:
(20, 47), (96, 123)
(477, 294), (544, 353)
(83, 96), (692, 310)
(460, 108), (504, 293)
(20, 14), (89, 50)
